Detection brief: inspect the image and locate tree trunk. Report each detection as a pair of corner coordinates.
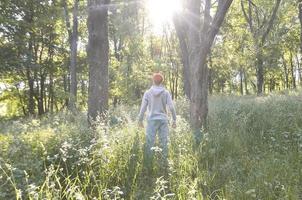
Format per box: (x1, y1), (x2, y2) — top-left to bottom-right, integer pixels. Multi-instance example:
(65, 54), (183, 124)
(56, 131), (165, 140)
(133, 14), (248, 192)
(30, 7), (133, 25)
(282, 53), (289, 89)
(62, 0), (71, 108)
(63, 74), (69, 107)
(38, 74), (45, 115)
(244, 70), (249, 95)
(175, 0), (233, 133)
(49, 73), (54, 113)
(69, 0), (79, 110)
(173, 16), (191, 98)
(26, 38), (35, 115)
(296, 54), (302, 86)
(87, 0), (109, 122)
(24, 9), (35, 116)
(190, 50), (209, 130)
(239, 68), (244, 95)
(26, 69), (35, 115)
(34, 72), (45, 116)
(299, 0), (302, 57)
(63, 0), (79, 110)
(290, 51), (296, 89)
(256, 49), (264, 95)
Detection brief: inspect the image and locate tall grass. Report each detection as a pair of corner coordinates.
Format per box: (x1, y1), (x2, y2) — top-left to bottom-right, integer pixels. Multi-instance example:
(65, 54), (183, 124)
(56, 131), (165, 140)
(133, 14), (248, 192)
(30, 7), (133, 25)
(0, 93), (302, 199)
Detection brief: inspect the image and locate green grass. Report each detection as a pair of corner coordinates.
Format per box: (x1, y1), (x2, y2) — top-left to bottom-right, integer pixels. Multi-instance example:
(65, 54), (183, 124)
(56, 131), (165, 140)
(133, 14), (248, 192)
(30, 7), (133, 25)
(1, 93), (302, 199)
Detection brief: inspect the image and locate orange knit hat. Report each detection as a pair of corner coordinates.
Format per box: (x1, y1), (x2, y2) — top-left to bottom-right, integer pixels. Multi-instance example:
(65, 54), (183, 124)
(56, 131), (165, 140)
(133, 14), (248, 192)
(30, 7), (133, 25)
(152, 73), (164, 85)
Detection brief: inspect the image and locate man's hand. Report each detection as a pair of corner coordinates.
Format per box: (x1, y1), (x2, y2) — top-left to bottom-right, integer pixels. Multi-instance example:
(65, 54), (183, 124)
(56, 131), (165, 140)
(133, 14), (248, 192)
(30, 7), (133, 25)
(138, 121), (144, 128)
(172, 122), (176, 129)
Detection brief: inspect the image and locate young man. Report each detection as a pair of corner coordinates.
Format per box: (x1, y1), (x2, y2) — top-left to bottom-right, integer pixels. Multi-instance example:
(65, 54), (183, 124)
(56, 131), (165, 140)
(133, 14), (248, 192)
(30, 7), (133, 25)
(138, 73), (176, 171)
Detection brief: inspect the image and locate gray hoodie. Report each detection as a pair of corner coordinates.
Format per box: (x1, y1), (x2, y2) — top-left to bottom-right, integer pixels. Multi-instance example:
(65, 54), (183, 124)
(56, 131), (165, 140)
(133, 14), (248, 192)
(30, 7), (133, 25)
(138, 85), (176, 122)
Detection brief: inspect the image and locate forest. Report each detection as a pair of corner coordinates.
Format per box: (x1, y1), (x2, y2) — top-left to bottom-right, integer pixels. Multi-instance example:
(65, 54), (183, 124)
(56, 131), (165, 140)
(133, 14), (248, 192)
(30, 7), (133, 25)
(0, 0), (302, 199)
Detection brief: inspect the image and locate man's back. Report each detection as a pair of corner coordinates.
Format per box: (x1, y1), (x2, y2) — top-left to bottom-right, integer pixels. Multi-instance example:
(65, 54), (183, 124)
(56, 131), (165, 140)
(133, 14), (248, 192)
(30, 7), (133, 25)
(138, 85), (176, 122)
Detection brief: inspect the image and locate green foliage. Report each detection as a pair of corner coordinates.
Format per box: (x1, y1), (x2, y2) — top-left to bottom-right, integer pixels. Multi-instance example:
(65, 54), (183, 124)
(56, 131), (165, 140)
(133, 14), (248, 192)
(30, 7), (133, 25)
(1, 94), (302, 199)
(1, 0), (302, 116)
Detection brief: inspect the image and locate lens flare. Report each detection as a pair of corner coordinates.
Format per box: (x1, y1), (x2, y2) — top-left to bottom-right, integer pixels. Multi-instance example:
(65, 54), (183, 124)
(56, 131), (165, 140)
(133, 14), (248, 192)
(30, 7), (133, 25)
(146, 0), (182, 33)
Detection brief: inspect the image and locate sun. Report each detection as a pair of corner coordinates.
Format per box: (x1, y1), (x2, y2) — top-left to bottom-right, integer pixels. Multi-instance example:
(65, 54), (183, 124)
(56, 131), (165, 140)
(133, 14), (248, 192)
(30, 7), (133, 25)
(145, 0), (182, 33)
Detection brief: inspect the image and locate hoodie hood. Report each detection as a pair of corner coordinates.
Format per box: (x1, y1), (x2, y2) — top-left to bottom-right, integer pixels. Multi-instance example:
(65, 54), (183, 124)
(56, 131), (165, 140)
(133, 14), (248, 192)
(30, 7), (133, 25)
(150, 85), (165, 97)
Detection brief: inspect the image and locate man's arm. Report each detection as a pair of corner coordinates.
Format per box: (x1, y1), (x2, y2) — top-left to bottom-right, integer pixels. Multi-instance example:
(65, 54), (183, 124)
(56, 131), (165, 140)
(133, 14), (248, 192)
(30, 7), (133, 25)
(167, 91), (176, 125)
(138, 92), (148, 123)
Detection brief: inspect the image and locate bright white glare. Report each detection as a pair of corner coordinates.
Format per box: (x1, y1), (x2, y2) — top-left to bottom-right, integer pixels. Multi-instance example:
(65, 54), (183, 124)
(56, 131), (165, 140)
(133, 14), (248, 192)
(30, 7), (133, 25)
(146, 0), (182, 34)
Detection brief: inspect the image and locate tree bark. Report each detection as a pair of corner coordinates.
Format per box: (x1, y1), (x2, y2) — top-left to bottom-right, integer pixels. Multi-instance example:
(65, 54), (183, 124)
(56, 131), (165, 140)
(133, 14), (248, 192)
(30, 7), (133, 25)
(63, 0), (79, 110)
(26, 38), (35, 115)
(282, 53), (289, 89)
(26, 68), (35, 115)
(38, 74), (45, 115)
(298, 0), (302, 56)
(173, 16), (191, 99)
(23, 7), (36, 116)
(296, 54), (302, 86)
(239, 68), (244, 95)
(256, 49), (264, 94)
(63, 74), (69, 107)
(70, 0), (79, 110)
(49, 73), (54, 113)
(244, 70), (249, 95)
(87, 0), (109, 122)
(290, 51), (296, 89)
(174, 0), (233, 132)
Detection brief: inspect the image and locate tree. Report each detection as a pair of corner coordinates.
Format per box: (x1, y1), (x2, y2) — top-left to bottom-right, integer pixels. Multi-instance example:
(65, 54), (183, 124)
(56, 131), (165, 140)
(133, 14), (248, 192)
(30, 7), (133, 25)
(63, 0), (79, 111)
(174, 0), (233, 133)
(0, 0), (64, 116)
(298, 0), (302, 86)
(241, 0), (282, 95)
(87, 0), (110, 122)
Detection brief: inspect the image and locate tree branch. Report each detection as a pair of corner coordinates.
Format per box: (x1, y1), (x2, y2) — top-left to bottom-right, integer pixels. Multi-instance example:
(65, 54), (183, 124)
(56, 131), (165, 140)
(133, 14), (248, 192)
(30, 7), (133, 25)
(241, 0), (254, 35)
(206, 0), (233, 50)
(261, 0), (281, 44)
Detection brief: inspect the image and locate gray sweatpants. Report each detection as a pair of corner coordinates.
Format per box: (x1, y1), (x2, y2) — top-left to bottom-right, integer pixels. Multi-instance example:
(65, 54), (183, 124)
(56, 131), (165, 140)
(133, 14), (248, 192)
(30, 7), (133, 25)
(143, 119), (169, 170)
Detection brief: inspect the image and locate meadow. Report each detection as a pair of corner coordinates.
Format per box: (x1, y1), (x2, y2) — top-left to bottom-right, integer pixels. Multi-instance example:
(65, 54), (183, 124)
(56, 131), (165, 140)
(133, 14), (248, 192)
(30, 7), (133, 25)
(1, 93), (302, 200)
